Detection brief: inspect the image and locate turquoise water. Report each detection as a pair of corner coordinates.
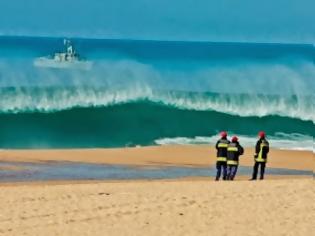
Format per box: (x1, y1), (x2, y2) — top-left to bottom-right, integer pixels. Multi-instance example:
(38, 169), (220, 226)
(0, 100), (314, 148)
(0, 36), (314, 148)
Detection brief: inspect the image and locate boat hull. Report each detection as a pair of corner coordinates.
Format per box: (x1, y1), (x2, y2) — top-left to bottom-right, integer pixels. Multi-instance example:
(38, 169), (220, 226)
(34, 57), (93, 70)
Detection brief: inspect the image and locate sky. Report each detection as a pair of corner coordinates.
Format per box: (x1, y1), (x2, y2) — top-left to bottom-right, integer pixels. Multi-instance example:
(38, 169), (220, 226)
(0, 0), (314, 43)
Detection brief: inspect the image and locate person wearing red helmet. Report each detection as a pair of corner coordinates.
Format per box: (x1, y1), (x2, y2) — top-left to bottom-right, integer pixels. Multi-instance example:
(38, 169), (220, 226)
(250, 131), (269, 180)
(214, 131), (230, 181)
(226, 136), (244, 180)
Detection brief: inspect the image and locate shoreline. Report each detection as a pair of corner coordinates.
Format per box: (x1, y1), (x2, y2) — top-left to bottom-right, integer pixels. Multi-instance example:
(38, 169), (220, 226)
(0, 145), (313, 170)
(0, 145), (312, 184)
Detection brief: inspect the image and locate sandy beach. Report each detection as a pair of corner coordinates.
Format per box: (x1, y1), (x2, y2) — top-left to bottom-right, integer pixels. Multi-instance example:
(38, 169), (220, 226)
(0, 146), (313, 235)
(0, 179), (314, 236)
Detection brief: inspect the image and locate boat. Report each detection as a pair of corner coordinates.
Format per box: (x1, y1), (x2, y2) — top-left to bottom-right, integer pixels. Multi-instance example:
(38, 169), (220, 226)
(34, 39), (93, 70)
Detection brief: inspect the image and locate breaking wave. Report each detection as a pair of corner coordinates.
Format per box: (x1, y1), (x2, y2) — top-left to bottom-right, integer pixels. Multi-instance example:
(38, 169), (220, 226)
(0, 87), (314, 123)
(0, 37), (314, 148)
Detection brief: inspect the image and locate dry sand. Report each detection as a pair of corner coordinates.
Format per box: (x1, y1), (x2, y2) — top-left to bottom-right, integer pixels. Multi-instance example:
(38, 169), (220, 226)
(0, 146), (313, 171)
(0, 179), (314, 236)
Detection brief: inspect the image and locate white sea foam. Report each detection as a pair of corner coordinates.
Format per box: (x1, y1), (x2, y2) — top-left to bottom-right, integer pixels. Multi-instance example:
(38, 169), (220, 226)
(154, 133), (314, 151)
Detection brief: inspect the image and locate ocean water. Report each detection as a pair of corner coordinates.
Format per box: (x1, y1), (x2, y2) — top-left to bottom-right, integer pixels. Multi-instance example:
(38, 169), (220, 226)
(0, 36), (314, 149)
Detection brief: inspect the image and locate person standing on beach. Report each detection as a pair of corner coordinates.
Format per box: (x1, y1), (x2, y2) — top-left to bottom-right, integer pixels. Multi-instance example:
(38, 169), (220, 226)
(215, 131), (230, 181)
(226, 136), (244, 180)
(250, 131), (270, 180)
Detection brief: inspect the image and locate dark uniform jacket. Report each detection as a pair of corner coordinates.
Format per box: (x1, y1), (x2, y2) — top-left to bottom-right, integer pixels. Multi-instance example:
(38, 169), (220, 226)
(255, 138), (269, 162)
(215, 138), (230, 162)
(227, 142), (244, 165)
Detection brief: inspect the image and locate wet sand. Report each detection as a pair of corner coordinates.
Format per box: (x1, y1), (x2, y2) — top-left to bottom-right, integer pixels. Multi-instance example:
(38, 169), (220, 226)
(0, 161), (311, 183)
(0, 146), (313, 171)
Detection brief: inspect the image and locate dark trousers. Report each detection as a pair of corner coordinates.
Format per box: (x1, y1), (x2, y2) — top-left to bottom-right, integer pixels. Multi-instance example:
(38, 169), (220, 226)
(215, 161), (227, 180)
(252, 162), (266, 180)
(227, 165), (238, 180)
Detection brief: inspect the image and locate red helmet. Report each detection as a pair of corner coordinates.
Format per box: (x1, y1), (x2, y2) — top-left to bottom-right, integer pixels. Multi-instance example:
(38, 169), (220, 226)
(220, 131), (227, 138)
(258, 131), (265, 138)
(231, 136), (238, 142)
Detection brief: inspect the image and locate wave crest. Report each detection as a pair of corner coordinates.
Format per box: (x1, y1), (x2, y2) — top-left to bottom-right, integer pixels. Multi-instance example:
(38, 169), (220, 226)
(0, 86), (314, 123)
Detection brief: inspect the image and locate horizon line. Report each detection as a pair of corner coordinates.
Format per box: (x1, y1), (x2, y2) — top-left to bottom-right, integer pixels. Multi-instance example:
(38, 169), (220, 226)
(0, 34), (313, 47)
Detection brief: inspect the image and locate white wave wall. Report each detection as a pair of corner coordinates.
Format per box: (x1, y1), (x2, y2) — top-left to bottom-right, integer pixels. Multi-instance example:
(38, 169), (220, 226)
(0, 58), (314, 123)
